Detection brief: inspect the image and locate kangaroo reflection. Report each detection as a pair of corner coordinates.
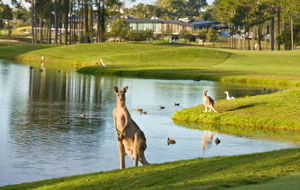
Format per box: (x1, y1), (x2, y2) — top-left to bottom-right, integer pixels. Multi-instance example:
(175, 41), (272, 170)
(201, 130), (215, 152)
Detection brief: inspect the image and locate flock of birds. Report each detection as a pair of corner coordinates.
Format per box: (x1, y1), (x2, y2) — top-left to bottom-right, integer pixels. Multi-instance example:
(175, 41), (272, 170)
(77, 90), (234, 147)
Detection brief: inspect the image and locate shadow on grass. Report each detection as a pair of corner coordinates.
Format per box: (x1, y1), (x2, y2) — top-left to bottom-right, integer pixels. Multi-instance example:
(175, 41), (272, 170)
(0, 42), (55, 60)
(226, 103), (266, 112)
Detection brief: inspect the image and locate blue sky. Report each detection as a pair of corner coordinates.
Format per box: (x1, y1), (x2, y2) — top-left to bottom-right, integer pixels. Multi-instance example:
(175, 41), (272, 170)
(4, 0), (214, 8)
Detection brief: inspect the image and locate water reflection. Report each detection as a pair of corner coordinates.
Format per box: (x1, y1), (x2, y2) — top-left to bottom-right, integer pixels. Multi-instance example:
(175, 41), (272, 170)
(0, 60), (295, 186)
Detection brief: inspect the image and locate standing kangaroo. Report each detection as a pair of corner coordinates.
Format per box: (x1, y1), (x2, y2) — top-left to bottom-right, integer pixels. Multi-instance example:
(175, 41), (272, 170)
(203, 90), (218, 113)
(113, 86), (149, 169)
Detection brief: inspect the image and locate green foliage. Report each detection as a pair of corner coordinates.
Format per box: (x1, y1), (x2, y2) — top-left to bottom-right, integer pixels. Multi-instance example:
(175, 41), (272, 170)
(1, 4), (13, 20)
(196, 28), (207, 43)
(127, 30), (145, 41)
(109, 19), (129, 41)
(206, 27), (218, 42)
(179, 29), (193, 42)
(13, 6), (30, 22)
(144, 29), (154, 39)
(279, 24), (300, 50)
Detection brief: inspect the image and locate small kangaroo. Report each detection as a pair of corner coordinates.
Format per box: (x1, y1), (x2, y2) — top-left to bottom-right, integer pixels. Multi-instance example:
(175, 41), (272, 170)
(113, 86), (149, 169)
(202, 90), (218, 113)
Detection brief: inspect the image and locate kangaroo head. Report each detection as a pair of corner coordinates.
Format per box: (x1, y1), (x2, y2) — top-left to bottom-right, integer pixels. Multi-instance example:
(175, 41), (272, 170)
(114, 86), (128, 103)
(203, 90), (208, 96)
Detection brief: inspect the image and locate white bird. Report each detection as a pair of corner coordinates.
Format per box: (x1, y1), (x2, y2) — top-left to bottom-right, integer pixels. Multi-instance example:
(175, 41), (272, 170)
(41, 56), (44, 61)
(224, 91), (234, 100)
(100, 58), (106, 67)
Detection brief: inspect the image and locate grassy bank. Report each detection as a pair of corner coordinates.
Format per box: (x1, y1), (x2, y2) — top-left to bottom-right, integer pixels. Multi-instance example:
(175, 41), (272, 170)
(1, 148), (300, 190)
(173, 89), (300, 132)
(1, 42), (300, 86)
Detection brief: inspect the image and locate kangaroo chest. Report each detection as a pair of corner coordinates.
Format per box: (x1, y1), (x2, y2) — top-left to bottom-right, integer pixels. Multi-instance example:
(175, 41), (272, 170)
(115, 108), (129, 131)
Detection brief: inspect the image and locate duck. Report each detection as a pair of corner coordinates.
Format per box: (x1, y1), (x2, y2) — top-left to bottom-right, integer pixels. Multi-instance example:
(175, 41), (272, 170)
(167, 138), (176, 145)
(193, 78), (200, 82)
(80, 114), (86, 118)
(174, 103), (180, 106)
(215, 138), (221, 145)
(159, 105), (165, 109)
(224, 91), (234, 100)
(136, 108), (143, 112)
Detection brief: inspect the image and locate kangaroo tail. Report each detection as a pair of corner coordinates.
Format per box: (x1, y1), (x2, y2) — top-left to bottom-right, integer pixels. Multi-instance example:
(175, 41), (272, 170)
(212, 106), (218, 113)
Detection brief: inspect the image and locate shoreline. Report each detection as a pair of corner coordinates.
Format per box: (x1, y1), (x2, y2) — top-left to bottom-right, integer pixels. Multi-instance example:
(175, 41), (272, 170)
(1, 43), (300, 189)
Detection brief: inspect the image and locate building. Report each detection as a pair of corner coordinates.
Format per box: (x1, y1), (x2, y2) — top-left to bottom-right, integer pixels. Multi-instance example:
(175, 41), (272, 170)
(124, 18), (221, 34)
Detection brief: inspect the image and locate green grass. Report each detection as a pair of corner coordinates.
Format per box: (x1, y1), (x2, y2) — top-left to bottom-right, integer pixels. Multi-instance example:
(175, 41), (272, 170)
(1, 42), (300, 86)
(1, 42), (300, 189)
(173, 89), (300, 132)
(227, 173), (300, 190)
(1, 148), (300, 190)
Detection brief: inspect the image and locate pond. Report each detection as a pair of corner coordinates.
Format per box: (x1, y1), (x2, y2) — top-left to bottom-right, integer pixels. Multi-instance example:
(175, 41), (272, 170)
(0, 60), (295, 186)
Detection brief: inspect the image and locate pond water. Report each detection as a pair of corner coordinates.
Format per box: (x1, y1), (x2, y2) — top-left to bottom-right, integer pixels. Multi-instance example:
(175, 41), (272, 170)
(0, 60), (295, 186)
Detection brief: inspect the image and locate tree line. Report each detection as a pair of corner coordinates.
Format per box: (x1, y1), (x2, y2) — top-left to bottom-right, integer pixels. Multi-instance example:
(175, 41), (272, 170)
(213, 0), (300, 50)
(2, 0), (300, 50)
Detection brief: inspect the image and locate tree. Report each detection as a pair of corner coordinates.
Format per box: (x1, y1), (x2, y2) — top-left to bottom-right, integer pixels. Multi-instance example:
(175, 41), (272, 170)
(196, 28), (207, 45)
(155, 0), (187, 19)
(2, 5), (13, 36)
(279, 24), (300, 50)
(144, 29), (154, 39)
(110, 18), (129, 42)
(206, 27), (218, 42)
(179, 29), (192, 43)
(281, 0), (300, 50)
(162, 27), (173, 41)
(187, 0), (207, 16)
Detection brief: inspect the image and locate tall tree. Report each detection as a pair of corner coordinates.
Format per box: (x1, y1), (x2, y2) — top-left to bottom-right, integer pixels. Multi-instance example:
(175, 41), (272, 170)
(2, 4), (13, 36)
(281, 0), (300, 50)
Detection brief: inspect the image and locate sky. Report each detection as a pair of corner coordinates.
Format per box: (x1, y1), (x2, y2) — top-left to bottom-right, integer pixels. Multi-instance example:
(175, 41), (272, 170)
(4, 0), (215, 8)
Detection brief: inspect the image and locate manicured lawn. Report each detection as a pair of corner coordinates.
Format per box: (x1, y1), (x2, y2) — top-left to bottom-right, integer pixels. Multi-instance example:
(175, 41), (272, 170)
(173, 89), (300, 132)
(1, 42), (300, 86)
(227, 173), (300, 190)
(1, 148), (300, 190)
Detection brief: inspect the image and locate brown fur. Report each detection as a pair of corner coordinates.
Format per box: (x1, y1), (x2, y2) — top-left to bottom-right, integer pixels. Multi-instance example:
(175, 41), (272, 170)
(113, 86), (149, 169)
(202, 90), (218, 113)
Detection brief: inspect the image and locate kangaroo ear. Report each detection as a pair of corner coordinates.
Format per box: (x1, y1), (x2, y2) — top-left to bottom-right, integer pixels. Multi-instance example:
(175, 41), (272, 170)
(114, 86), (119, 93)
(123, 86), (128, 93)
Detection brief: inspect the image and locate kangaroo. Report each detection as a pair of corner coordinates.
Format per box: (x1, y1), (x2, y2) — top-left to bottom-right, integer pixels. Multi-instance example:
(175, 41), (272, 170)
(202, 90), (218, 113)
(113, 86), (149, 169)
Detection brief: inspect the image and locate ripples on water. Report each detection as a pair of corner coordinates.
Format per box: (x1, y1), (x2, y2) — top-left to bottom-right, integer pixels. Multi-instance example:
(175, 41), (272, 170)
(0, 60), (295, 186)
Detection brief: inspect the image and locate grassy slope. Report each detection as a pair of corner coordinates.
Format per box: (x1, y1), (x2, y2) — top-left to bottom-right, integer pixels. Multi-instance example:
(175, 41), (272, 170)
(1, 42), (300, 85)
(1, 148), (300, 190)
(173, 89), (300, 132)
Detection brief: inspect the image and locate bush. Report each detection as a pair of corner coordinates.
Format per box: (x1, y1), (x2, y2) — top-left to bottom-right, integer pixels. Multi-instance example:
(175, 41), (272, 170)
(206, 28), (218, 42)
(127, 30), (145, 41)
